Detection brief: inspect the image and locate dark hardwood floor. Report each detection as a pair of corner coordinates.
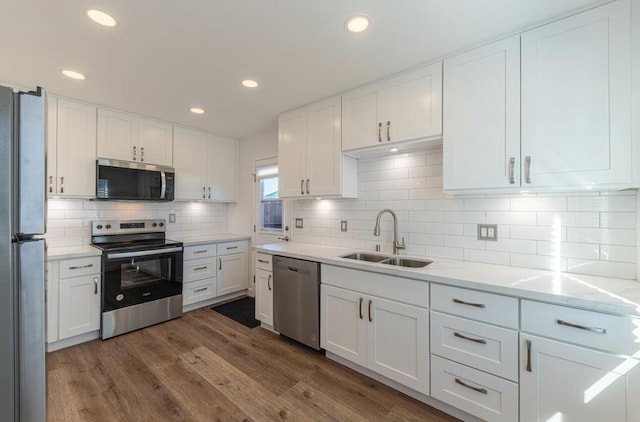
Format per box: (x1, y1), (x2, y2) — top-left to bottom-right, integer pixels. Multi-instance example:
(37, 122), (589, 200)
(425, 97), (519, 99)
(47, 308), (459, 422)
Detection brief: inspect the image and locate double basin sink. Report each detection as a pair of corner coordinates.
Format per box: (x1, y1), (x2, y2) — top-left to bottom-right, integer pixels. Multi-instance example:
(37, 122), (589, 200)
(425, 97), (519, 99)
(341, 252), (432, 268)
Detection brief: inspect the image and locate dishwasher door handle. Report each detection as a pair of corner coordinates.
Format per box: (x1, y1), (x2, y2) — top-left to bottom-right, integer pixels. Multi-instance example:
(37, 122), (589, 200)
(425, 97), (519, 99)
(287, 267), (299, 272)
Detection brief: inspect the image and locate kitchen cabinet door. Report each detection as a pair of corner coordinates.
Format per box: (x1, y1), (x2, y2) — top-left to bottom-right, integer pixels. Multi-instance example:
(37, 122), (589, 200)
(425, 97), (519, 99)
(341, 81), (385, 151)
(367, 297), (429, 394)
(55, 99), (97, 197)
(443, 35), (521, 190)
(520, 334), (640, 422)
(138, 117), (173, 166)
(255, 268), (273, 326)
(207, 135), (237, 201)
(278, 107), (307, 198)
(58, 274), (101, 340)
(320, 285), (367, 367)
(97, 109), (138, 162)
(521, 0), (631, 188)
(46, 97), (58, 195)
(385, 62), (442, 145)
(305, 96), (342, 196)
(173, 126), (207, 200)
(217, 252), (248, 296)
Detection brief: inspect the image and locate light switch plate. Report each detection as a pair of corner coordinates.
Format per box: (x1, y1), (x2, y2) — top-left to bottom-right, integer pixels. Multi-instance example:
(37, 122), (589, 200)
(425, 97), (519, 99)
(295, 218), (303, 229)
(168, 213), (176, 223)
(477, 224), (498, 241)
(341, 220), (348, 232)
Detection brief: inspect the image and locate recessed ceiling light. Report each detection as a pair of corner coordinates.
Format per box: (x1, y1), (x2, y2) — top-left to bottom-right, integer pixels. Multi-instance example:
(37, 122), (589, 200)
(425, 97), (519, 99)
(61, 69), (86, 80)
(86, 9), (117, 27)
(242, 79), (258, 88)
(345, 15), (371, 33)
(189, 107), (205, 115)
(389, 147), (399, 153)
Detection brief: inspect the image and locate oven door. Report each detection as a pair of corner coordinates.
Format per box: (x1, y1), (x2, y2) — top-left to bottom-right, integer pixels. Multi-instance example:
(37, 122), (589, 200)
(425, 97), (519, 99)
(102, 247), (183, 312)
(96, 159), (175, 201)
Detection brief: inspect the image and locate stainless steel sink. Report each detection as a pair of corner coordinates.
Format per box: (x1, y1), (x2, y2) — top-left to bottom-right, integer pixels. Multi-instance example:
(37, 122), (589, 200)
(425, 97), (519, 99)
(341, 252), (389, 262)
(380, 257), (433, 268)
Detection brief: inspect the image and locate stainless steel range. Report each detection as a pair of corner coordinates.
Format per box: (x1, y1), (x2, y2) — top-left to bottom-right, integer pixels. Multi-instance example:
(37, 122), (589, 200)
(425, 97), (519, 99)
(91, 219), (183, 339)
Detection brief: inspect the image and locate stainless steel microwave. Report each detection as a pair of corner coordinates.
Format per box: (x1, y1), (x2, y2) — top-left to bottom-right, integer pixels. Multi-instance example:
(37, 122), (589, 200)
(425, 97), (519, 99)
(96, 159), (175, 201)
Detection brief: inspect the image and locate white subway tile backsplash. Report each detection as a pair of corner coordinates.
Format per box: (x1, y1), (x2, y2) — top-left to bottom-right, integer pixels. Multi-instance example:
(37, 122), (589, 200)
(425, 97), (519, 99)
(290, 149), (638, 280)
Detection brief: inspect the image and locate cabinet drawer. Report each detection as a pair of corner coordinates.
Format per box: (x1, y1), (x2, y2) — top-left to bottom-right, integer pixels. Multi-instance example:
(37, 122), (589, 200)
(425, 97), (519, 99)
(430, 312), (518, 382)
(184, 244), (216, 260)
(59, 257), (101, 279)
(431, 284), (518, 329)
(217, 240), (248, 256)
(521, 300), (639, 355)
(184, 257), (216, 282)
(431, 355), (518, 422)
(183, 278), (216, 306)
(255, 253), (272, 271)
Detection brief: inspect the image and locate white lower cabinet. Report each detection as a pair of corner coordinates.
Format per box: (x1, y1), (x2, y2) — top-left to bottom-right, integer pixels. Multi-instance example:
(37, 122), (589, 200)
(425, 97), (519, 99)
(255, 253), (274, 326)
(320, 274), (429, 395)
(48, 257), (102, 343)
(217, 241), (248, 296)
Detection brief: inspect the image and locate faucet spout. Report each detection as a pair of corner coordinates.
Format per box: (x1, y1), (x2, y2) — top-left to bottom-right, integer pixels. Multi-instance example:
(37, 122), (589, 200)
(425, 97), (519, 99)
(373, 208), (405, 255)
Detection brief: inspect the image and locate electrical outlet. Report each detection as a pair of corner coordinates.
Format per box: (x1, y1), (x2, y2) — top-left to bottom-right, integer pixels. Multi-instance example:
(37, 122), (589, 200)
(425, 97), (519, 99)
(477, 224), (498, 241)
(295, 218), (303, 229)
(168, 213), (176, 223)
(341, 220), (348, 232)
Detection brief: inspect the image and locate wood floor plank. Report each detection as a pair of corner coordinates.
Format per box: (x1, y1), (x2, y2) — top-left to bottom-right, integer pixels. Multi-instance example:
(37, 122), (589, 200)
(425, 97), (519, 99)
(279, 381), (364, 422)
(181, 346), (296, 421)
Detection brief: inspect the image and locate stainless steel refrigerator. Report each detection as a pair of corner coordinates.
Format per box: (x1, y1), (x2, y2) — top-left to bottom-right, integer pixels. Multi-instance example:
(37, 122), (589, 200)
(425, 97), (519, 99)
(0, 85), (46, 422)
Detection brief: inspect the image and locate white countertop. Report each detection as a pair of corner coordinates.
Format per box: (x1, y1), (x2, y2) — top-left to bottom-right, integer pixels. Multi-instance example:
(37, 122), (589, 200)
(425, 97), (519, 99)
(46, 245), (102, 261)
(171, 233), (250, 246)
(254, 242), (640, 317)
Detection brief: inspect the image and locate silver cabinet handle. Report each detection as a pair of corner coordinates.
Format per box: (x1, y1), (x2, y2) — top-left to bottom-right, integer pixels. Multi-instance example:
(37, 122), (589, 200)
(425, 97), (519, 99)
(208, 187), (211, 199)
(508, 157), (515, 184)
(133, 145), (137, 161)
(378, 122), (382, 143)
(194, 287), (208, 293)
(386, 120), (391, 142)
(359, 297), (363, 320)
(49, 176), (53, 193)
(524, 156), (531, 184)
(193, 266), (208, 271)
(368, 299), (373, 322)
(452, 298), (486, 308)
(194, 250), (208, 254)
(94, 277), (98, 295)
(140, 146), (144, 162)
(226, 246), (238, 250)
(257, 259), (269, 264)
(202, 186), (206, 199)
(300, 179), (304, 195)
(526, 339), (532, 372)
(60, 176), (64, 194)
(556, 319), (606, 334)
(306, 179), (310, 194)
(454, 378), (487, 395)
(219, 258), (222, 270)
(68, 263), (93, 270)
(267, 274), (272, 291)
(453, 332), (487, 344)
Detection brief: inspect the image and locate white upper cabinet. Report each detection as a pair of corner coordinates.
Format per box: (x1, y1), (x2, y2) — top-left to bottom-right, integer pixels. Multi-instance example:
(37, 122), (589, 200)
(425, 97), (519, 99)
(444, 0), (632, 192)
(97, 109), (173, 167)
(173, 126), (238, 202)
(342, 62), (442, 152)
(48, 97), (97, 197)
(278, 95), (357, 198)
(521, 0), (631, 189)
(443, 35), (520, 190)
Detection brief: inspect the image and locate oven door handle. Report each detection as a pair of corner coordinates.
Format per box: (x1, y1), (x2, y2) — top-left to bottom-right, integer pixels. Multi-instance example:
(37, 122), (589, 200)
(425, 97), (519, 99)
(107, 246), (183, 259)
(160, 171), (167, 200)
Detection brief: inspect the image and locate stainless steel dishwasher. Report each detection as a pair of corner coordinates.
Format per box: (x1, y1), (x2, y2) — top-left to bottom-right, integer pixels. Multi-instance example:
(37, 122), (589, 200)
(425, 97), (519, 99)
(272, 256), (321, 350)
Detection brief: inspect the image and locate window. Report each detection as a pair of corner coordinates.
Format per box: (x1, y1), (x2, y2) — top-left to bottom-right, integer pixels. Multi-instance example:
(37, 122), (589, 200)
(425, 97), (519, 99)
(256, 161), (283, 233)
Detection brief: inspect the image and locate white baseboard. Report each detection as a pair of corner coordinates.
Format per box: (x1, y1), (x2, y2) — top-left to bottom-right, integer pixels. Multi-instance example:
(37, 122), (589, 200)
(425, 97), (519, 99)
(47, 331), (100, 352)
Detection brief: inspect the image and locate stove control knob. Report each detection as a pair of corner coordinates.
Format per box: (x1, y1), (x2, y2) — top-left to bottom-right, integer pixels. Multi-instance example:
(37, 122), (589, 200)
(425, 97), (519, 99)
(96, 225), (103, 230)
(106, 224), (112, 229)
(152, 223), (157, 228)
(159, 222), (164, 227)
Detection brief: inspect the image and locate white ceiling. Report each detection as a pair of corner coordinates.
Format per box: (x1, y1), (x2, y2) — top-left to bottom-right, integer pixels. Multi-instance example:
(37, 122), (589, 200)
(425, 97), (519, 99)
(0, 0), (603, 140)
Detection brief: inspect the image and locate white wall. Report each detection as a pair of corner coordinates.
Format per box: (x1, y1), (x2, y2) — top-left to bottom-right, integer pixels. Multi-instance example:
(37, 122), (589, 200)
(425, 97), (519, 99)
(291, 147), (638, 280)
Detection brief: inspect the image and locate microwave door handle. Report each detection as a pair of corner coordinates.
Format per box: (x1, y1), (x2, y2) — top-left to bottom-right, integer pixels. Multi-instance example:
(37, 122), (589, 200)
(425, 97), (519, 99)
(160, 171), (166, 200)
